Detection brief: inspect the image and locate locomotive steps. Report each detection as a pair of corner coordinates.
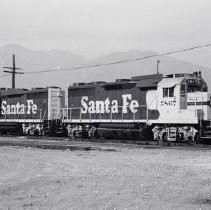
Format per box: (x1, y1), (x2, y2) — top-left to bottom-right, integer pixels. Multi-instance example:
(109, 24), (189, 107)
(201, 125), (211, 142)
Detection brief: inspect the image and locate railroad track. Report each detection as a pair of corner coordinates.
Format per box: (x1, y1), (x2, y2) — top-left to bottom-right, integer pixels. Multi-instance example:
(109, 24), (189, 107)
(0, 135), (211, 151)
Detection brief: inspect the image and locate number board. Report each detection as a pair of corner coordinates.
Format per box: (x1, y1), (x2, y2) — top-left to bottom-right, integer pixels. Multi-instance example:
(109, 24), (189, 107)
(186, 79), (196, 84)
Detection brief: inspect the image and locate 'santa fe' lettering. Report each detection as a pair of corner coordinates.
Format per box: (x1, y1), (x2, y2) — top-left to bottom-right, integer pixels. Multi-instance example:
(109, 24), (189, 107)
(81, 94), (139, 114)
(1, 100), (38, 115)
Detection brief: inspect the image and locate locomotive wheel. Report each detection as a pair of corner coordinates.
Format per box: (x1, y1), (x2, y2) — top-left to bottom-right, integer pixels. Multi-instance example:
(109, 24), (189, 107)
(34, 130), (39, 136)
(88, 126), (98, 138)
(94, 130), (100, 138)
(194, 132), (200, 143)
(72, 130), (77, 138)
(162, 132), (168, 142)
(82, 130), (89, 138)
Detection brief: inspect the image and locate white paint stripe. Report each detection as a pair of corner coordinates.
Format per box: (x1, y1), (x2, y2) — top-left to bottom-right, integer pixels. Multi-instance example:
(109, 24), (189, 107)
(0, 119), (43, 123)
(62, 119), (198, 124)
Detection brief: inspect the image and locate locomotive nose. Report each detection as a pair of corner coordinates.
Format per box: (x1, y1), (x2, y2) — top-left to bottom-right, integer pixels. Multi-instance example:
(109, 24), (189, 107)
(201, 92), (211, 122)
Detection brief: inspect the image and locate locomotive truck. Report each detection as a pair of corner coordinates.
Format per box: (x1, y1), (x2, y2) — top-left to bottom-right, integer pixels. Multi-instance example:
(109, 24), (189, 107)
(0, 71), (211, 142)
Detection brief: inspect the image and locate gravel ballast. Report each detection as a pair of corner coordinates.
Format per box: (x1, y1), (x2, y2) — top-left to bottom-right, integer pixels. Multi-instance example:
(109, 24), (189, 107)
(0, 145), (211, 209)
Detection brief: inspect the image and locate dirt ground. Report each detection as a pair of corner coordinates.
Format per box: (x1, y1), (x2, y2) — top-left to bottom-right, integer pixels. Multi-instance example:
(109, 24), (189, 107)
(0, 143), (211, 210)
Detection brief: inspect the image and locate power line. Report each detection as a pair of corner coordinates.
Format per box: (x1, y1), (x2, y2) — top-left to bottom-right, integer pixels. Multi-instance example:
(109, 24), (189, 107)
(24, 43), (211, 74)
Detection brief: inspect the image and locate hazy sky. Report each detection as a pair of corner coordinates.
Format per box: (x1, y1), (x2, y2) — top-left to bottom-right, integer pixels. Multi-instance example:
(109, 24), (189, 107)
(0, 0), (211, 59)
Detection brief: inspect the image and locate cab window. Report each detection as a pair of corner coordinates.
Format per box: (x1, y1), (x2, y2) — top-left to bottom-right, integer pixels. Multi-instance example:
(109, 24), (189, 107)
(169, 87), (174, 97)
(163, 87), (174, 97)
(163, 88), (168, 97)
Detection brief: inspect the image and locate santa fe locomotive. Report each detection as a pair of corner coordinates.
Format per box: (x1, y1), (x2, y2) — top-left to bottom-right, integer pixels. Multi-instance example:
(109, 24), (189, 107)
(0, 71), (211, 142)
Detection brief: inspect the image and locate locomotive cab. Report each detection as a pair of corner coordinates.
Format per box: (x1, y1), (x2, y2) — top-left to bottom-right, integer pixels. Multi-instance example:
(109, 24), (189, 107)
(156, 74), (198, 124)
(157, 72), (210, 121)
(153, 72), (211, 142)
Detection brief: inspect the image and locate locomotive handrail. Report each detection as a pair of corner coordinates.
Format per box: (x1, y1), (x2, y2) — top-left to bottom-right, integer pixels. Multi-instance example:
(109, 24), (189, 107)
(39, 109), (42, 120)
(50, 108), (64, 120)
(61, 105), (201, 125)
(62, 104), (149, 122)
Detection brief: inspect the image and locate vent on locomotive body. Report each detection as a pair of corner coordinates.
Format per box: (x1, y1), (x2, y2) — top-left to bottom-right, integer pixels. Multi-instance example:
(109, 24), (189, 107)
(31, 87), (44, 90)
(72, 83), (86, 87)
(115, 79), (131, 83)
(91, 81), (106, 85)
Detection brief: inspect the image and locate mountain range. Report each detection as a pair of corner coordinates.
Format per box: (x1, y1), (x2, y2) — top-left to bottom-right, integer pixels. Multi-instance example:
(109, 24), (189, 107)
(0, 44), (210, 90)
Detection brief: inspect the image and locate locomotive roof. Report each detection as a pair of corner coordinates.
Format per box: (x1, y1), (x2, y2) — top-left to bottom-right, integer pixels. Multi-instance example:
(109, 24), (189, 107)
(69, 74), (163, 90)
(68, 72), (206, 90)
(158, 77), (185, 87)
(159, 72), (207, 88)
(68, 80), (137, 89)
(0, 88), (47, 96)
(131, 73), (163, 81)
(0, 87), (61, 97)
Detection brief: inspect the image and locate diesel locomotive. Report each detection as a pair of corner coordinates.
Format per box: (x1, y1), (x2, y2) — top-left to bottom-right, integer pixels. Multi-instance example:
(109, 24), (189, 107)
(0, 87), (65, 135)
(0, 71), (211, 142)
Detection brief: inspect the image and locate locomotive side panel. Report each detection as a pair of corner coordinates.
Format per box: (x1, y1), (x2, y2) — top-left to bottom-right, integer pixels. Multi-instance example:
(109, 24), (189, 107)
(0, 89), (49, 121)
(68, 86), (96, 120)
(0, 87), (65, 122)
(26, 91), (48, 120)
(67, 81), (160, 122)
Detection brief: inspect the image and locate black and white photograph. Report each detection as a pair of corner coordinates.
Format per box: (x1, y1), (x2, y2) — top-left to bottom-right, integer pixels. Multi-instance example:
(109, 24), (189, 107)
(0, 0), (211, 209)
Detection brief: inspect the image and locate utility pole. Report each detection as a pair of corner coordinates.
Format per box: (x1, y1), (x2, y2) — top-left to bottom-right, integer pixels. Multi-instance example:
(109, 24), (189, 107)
(3, 54), (24, 89)
(156, 60), (160, 74)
